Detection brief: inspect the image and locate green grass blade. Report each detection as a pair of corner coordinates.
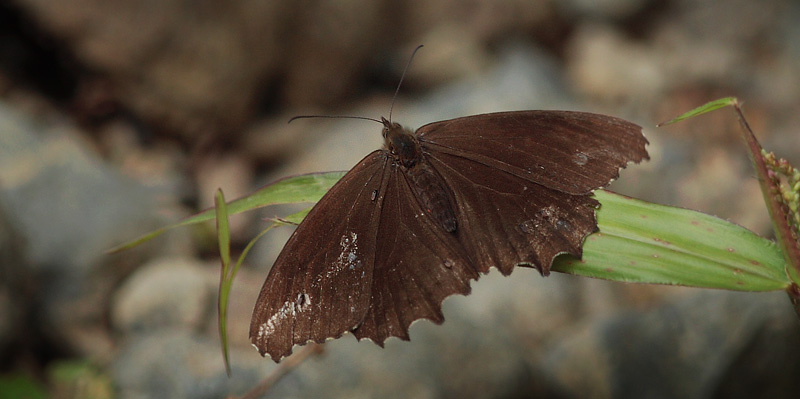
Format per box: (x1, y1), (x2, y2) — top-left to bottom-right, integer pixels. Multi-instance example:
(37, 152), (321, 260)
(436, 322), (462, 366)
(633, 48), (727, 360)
(657, 97), (738, 126)
(269, 207), (312, 226)
(109, 171), (346, 252)
(215, 188), (281, 376)
(0, 375), (47, 399)
(116, 167), (788, 293)
(214, 189), (232, 376)
(552, 191), (789, 291)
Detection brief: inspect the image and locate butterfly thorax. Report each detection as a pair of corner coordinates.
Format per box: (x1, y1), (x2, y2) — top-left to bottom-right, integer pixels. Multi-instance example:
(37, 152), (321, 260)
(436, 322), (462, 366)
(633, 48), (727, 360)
(382, 118), (421, 168)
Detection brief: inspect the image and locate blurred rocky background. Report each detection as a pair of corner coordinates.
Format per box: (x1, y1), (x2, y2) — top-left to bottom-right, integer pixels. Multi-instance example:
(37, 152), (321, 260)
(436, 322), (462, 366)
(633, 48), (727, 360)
(1, 0), (799, 398)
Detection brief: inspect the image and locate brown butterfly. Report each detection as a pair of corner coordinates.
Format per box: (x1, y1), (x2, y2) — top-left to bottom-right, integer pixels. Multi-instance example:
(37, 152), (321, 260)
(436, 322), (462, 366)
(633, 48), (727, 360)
(249, 110), (648, 362)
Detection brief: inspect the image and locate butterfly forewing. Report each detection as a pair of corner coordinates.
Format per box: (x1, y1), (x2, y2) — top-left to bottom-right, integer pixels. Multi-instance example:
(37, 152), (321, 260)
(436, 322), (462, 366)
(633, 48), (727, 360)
(249, 152), (390, 362)
(418, 111), (649, 195)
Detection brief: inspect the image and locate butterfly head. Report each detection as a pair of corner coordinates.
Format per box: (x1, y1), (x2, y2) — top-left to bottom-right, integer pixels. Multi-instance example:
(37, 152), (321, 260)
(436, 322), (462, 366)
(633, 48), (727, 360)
(381, 117), (421, 168)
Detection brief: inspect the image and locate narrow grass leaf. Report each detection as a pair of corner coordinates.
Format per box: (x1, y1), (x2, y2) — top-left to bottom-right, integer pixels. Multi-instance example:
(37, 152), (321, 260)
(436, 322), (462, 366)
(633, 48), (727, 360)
(553, 190), (788, 291)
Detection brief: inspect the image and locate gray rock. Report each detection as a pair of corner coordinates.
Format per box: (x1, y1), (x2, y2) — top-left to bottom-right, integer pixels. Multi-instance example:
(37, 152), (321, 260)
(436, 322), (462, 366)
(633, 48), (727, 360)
(112, 330), (266, 399)
(0, 101), (182, 357)
(566, 23), (666, 102)
(541, 290), (798, 399)
(16, 0), (295, 138)
(0, 198), (28, 354)
(557, 0), (653, 20)
(112, 257), (213, 333)
(405, 41), (573, 128)
(0, 101), (163, 283)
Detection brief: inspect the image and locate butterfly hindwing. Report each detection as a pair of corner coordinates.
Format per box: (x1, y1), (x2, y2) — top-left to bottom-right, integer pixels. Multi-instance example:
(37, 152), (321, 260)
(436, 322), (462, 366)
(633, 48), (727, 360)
(425, 150), (600, 276)
(352, 165), (479, 345)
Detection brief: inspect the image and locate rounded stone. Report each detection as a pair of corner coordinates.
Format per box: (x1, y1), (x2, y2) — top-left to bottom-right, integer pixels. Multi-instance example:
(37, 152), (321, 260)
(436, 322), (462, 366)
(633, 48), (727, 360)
(112, 257), (212, 333)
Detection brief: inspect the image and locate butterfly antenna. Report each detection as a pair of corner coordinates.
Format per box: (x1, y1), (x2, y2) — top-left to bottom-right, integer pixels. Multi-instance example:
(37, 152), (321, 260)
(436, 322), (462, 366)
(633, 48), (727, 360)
(289, 45), (423, 126)
(288, 115), (382, 124)
(388, 44), (424, 123)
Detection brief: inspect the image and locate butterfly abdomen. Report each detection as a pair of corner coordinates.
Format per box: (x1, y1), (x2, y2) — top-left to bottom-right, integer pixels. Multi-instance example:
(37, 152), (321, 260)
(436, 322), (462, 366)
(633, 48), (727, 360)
(403, 159), (457, 233)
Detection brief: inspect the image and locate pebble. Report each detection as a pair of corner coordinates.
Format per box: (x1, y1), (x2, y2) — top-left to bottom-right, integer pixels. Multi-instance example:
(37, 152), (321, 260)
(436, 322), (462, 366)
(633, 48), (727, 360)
(112, 257), (212, 333)
(542, 290), (798, 398)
